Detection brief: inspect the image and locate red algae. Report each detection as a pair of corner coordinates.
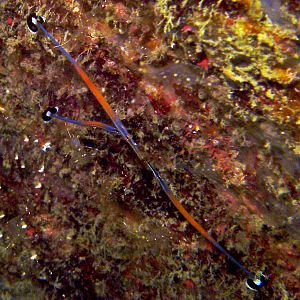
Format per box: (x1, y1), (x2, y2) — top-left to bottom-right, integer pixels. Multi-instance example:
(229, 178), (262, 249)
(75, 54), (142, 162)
(0, 0), (299, 299)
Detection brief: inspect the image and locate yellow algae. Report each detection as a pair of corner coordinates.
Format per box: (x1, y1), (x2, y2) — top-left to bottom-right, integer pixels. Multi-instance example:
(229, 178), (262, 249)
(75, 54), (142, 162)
(265, 89), (275, 100)
(261, 67), (297, 84)
(294, 144), (300, 155)
(155, 0), (178, 33)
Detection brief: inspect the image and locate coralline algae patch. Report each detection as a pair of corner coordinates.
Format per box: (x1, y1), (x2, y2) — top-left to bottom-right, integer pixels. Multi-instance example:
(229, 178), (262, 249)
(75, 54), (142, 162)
(0, 0), (299, 299)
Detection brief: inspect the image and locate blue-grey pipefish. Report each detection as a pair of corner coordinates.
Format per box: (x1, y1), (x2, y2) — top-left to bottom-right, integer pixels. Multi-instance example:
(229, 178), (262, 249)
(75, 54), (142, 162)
(42, 107), (118, 134)
(27, 13), (267, 290)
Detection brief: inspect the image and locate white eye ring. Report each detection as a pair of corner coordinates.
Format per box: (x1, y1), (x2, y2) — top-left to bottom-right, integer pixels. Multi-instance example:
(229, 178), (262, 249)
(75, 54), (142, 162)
(245, 281), (257, 291)
(27, 14), (46, 34)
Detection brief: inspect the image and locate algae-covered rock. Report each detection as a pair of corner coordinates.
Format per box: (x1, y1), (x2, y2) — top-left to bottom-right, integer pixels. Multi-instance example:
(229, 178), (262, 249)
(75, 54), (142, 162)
(0, 0), (299, 299)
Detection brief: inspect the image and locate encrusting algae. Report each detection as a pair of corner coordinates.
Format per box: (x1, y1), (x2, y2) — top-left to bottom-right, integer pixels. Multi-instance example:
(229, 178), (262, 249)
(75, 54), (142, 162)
(0, 0), (299, 299)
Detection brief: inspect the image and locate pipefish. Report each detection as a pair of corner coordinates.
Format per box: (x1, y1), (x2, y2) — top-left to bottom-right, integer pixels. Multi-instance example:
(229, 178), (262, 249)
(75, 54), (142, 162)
(28, 13), (267, 290)
(42, 107), (118, 134)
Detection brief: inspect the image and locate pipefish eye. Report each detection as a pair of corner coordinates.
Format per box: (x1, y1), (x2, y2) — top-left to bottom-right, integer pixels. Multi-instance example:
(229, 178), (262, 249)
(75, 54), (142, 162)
(42, 107), (58, 122)
(27, 13), (45, 33)
(27, 13), (39, 33)
(246, 273), (267, 291)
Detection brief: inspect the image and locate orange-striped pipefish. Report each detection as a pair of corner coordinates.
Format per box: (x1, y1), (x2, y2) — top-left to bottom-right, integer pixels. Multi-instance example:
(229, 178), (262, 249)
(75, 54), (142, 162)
(27, 13), (268, 290)
(42, 107), (118, 134)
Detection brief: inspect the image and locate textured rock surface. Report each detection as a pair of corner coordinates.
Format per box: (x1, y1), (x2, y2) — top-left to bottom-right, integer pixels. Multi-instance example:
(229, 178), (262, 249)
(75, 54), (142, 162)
(0, 0), (299, 299)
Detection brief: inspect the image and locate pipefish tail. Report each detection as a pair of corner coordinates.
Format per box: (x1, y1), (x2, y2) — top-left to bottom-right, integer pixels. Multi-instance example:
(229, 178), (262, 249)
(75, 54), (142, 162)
(42, 107), (118, 134)
(29, 13), (267, 288)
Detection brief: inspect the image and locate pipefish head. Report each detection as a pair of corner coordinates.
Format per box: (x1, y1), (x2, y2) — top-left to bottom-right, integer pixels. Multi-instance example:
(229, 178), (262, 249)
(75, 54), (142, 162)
(246, 271), (268, 291)
(42, 107), (58, 122)
(27, 13), (45, 33)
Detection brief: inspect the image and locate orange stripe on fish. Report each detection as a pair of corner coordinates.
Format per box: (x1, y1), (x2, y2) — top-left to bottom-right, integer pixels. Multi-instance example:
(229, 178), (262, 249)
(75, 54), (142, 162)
(29, 14), (269, 287)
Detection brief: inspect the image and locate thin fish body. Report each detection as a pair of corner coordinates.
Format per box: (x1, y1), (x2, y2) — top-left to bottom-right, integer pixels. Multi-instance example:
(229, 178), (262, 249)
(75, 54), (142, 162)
(82, 120), (118, 133)
(37, 22), (130, 141)
(38, 21), (145, 160)
(37, 16), (254, 279)
(42, 107), (118, 134)
(32, 15), (265, 284)
(38, 23), (77, 65)
(53, 115), (118, 134)
(147, 162), (253, 278)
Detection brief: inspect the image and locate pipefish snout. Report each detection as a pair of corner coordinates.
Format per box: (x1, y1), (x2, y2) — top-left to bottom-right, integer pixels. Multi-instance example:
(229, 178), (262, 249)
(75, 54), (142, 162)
(28, 13), (268, 290)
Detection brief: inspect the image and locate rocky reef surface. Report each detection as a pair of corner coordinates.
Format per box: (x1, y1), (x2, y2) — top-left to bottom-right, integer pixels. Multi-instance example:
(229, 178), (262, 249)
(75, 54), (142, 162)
(0, 0), (299, 299)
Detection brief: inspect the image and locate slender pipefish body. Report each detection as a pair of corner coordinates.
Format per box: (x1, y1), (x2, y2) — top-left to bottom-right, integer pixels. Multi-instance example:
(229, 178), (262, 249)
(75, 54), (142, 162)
(42, 107), (118, 134)
(27, 13), (267, 290)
